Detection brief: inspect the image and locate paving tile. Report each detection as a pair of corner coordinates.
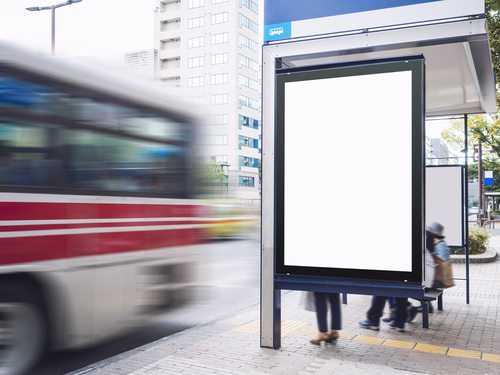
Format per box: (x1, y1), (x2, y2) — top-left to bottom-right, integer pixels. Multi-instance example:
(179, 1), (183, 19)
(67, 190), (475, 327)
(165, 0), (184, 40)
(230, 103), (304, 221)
(382, 339), (416, 350)
(413, 343), (448, 355)
(447, 348), (482, 359)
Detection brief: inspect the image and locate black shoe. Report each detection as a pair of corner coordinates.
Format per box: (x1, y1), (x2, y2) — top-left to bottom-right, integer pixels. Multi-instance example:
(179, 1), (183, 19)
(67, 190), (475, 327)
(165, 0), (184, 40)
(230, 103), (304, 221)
(359, 320), (380, 331)
(382, 317), (393, 323)
(389, 321), (405, 332)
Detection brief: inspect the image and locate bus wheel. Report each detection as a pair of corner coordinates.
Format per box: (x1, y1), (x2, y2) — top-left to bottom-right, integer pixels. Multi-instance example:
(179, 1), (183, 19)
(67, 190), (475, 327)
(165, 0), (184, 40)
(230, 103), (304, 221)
(0, 286), (46, 375)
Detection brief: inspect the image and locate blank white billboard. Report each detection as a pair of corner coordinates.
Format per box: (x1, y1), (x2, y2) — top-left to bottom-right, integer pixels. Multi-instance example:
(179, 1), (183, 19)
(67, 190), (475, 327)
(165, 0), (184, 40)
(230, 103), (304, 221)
(426, 166), (463, 247)
(284, 70), (413, 272)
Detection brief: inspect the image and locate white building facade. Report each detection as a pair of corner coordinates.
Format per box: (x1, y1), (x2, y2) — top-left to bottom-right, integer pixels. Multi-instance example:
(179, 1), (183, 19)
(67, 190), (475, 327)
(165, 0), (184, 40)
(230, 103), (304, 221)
(155, 0), (261, 200)
(124, 49), (158, 79)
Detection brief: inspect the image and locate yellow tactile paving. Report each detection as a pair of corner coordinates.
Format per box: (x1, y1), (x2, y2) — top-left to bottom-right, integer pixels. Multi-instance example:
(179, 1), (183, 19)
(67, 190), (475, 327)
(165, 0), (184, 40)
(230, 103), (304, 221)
(353, 335), (384, 345)
(482, 353), (500, 363)
(382, 339), (416, 350)
(413, 343), (448, 355)
(447, 348), (482, 359)
(233, 319), (500, 364)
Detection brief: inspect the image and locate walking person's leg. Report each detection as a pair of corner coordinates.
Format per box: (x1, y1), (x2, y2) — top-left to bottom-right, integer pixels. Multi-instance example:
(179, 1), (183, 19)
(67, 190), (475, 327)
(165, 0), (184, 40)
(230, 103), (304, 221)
(390, 297), (408, 332)
(360, 296), (386, 331)
(383, 297), (397, 323)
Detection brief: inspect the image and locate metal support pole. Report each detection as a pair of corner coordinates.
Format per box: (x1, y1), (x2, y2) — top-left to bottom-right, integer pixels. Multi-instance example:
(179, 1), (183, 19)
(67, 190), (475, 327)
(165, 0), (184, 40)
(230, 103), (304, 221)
(478, 142), (484, 224)
(260, 52), (281, 349)
(464, 114), (470, 305)
(51, 8), (56, 55)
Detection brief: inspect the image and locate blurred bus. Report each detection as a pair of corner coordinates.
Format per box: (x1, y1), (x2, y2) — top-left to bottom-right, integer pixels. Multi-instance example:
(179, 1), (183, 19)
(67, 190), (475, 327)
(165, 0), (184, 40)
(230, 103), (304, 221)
(0, 43), (212, 374)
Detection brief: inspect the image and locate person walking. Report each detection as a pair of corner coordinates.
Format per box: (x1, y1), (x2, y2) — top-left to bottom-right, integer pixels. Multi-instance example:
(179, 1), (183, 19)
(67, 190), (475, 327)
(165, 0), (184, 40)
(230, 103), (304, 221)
(309, 292), (342, 345)
(359, 295), (408, 332)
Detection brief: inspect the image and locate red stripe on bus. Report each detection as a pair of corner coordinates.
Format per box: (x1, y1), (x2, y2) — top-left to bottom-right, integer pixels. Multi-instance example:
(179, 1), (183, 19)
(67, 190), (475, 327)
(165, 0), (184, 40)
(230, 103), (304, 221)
(0, 228), (206, 265)
(0, 221), (210, 232)
(0, 202), (200, 220)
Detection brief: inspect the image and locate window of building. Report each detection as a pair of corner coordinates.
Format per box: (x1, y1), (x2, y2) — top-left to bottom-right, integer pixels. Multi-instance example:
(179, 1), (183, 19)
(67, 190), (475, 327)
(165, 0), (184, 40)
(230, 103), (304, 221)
(188, 0), (204, 8)
(239, 156), (260, 168)
(188, 36), (204, 48)
(214, 114), (229, 124)
(239, 135), (259, 149)
(211, 94), (229, 105)
(211, 53), (228, 65)
(210, 73), (229, 85)
(239, 176), (255, 187)
(239, 115), (259, 129)
(239, 14), (258, 33)
(212, 12), (228, 25)
(188, 76), (204, 87)
(188, 56), (204, 68)
(248, 97), (260, 111)
(238, 74), (258, 91)
(240, 0), (258, 13)
(212, 32), (229, 45)
(213, 0), (229, 3)
(188, 16), (205, 29)
(239, 54), (259, 71)
(239, 34), (257, 50)
(239, 95), (260, 110)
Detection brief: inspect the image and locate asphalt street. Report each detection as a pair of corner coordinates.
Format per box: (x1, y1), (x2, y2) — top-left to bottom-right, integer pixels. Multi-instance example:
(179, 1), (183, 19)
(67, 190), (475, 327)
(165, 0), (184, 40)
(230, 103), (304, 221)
(33, 236), (260, 375)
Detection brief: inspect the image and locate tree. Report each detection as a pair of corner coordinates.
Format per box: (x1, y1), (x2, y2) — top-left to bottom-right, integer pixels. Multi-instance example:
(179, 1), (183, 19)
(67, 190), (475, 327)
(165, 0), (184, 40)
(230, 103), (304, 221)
(486, 0), (500, 106)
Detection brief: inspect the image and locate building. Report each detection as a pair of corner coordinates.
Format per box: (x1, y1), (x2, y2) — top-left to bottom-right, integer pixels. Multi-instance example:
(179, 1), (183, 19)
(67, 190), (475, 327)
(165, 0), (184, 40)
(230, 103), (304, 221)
(154, 0), (261, 200)
(124, 49), (158, 79)
(427, 138), (450, 165)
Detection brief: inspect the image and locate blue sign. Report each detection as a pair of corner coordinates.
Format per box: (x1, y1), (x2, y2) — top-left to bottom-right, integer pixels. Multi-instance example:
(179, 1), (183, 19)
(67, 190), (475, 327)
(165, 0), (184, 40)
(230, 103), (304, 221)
(265, 0), (442, 25)
(264, 0), (443, 42)
(485, 178), (494, 186)
(264, 22), (291, 42)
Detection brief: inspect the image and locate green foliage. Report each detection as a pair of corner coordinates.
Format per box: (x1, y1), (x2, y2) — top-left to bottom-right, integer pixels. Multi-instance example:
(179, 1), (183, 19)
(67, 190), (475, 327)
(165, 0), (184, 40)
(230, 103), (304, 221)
(486, 0), (500, 89)
(205, 159), (226, 186)
(468, 227), (490, 254)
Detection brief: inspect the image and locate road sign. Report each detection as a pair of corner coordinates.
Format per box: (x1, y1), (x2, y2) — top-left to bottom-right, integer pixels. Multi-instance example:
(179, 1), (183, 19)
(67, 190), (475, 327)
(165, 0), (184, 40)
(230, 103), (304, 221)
(485, 171), (494, 186)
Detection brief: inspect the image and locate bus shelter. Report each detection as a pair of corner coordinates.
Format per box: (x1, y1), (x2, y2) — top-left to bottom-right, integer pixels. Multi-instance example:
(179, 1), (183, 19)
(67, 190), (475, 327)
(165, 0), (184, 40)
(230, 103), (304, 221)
(261, 0), (496, 349)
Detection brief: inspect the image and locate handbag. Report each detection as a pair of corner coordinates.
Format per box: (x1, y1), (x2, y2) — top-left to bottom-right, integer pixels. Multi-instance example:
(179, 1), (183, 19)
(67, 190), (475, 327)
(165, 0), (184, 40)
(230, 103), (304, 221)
(300, 291), (316, 312)
(433, 257), (455, 289)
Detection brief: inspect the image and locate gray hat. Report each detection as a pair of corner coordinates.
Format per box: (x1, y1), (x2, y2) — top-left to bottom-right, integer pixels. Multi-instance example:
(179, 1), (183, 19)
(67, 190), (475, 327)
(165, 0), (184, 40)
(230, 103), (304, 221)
(427, 222), (445, 238)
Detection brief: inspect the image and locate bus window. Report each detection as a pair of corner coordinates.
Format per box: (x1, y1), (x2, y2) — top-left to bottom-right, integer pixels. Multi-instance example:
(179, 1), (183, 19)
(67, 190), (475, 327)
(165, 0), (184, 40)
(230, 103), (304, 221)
(64, 129), (188, 197)
(0, 119), (63, 187)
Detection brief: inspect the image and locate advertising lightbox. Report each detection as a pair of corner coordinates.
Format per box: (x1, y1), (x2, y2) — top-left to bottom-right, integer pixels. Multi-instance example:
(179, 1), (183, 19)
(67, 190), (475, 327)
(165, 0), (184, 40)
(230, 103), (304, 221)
(275, 58), (425, 282)
(264, 0), (485, 42)
(426, 166), (464, 247)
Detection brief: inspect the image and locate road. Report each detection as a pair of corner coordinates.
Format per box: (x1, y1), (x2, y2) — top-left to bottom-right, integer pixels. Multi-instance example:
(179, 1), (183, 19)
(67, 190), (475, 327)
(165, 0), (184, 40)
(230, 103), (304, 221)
(33, 236), (260, 375)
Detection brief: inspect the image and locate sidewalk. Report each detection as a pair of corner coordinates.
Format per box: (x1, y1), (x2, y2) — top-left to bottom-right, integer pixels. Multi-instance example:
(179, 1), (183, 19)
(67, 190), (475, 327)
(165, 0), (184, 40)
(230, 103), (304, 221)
(72, 260), (500, 375)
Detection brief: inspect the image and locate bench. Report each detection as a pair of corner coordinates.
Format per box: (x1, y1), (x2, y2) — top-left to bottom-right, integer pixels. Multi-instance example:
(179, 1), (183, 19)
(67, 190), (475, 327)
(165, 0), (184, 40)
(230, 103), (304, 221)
(341, 289), (444, 329)
(420, 289), (444, 328)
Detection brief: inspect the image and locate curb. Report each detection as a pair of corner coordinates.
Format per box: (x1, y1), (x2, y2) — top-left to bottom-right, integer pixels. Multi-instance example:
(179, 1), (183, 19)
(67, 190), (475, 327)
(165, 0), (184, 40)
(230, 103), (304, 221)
(450, 250), (498, 264)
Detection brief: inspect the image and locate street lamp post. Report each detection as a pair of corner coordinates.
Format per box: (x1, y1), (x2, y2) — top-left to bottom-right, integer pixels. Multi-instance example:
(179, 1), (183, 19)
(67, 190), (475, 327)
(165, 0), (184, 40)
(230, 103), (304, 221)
(26, 0), (83, 55)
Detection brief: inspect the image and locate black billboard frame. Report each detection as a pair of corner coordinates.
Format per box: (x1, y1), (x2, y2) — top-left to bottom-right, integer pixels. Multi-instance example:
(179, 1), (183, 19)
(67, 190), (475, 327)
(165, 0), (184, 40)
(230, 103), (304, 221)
(274, 56), (426, 284)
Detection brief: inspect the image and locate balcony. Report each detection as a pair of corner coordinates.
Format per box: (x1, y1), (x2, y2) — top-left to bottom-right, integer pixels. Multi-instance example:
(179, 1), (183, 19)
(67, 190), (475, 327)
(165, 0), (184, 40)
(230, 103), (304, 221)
(159, 48), (181, 60)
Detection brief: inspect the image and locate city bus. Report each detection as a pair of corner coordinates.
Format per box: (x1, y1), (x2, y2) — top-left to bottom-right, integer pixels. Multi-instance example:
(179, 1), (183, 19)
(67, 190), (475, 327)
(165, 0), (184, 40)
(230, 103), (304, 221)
(0, 43), (212, 374)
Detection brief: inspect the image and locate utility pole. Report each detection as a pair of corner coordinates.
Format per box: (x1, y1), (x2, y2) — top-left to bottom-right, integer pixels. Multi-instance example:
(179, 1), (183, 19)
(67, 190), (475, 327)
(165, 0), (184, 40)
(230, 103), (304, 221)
(26, 0), (83, 56)
(478, 142), (484, 225)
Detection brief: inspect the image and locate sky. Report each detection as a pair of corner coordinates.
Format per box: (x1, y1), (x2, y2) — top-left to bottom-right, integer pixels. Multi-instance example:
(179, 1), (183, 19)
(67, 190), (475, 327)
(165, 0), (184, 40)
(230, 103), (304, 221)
(0, 0), (264, 63)
(0, 0), (159, 61)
